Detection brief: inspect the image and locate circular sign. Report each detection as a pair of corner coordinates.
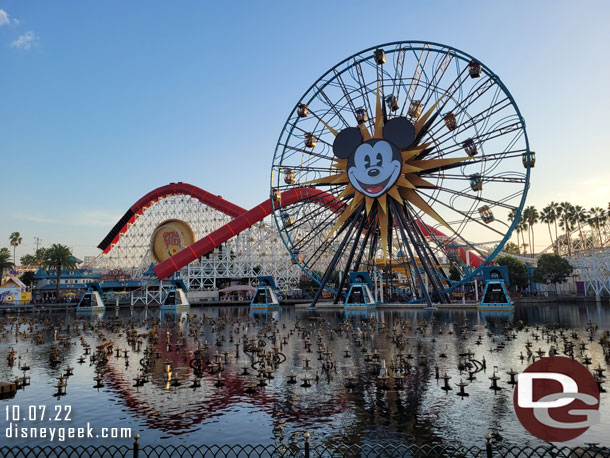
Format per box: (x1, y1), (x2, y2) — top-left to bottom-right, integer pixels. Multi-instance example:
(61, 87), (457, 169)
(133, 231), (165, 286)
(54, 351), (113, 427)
(150, 219), (195, 263)
(513, 356), (600, 442)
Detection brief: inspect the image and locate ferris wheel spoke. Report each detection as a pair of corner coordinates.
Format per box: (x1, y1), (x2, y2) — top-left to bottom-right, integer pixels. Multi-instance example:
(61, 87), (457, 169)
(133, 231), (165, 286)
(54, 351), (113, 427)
(432, 185), (517, 210)
(278, 143), (332, 161)
(389, 46), (407, 108)
(421, 97), (512, 149)
(417, 189), (508, 237)
(400, 45), (432, 116)
(313, 86), (352, 128)
(412, 81), (498, 155)
(430, 173), (526, 185)
(412, 55), (462, 120)
(332, 69), (360, 120)
(438, 149), (526, 167)
(423, 121), (523, 159)
(400, 44), (430, 110)
(351, 59), (376, 132)
(286, 121), (335, 149)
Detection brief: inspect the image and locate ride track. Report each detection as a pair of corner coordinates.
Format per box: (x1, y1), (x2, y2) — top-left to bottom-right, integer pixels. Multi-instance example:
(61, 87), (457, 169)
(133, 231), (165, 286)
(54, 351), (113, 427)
(98, 182), (484, 283)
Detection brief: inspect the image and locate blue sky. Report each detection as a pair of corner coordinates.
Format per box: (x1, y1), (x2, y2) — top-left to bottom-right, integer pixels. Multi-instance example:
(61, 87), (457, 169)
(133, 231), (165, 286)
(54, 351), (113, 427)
(1, 0), (610, 260)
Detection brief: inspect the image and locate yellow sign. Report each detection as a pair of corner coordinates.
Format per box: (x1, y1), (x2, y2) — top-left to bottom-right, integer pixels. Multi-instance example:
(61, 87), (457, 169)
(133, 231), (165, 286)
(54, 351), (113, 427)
(150, 219), (195, 263)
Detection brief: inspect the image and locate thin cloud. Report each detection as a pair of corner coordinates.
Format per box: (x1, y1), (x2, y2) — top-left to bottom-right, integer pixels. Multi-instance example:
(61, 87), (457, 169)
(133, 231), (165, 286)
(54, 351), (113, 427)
(75, 211), (120, 227)
(11, 31), (37, 50)
(14, 213), (59, 224)
(0, 9), (10, 27)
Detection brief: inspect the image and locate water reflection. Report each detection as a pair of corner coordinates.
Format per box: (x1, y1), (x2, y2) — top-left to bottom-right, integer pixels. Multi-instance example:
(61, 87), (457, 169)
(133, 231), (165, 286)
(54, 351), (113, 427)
(0, 302), (608, 448)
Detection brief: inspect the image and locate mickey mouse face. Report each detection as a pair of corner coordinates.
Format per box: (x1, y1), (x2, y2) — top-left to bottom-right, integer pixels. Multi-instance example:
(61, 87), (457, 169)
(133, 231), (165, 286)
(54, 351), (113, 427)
(332, 117), (416, 199)
(348, 139), (401, 197)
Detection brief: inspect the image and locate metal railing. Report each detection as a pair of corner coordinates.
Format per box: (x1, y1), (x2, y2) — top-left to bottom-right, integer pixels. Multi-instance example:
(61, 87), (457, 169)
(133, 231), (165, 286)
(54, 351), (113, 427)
(0, 434), (608, 457)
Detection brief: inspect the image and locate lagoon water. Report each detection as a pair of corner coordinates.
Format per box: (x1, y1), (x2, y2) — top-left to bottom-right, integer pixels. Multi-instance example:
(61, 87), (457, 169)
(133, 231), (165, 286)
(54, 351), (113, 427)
(0, 303), (608, 449)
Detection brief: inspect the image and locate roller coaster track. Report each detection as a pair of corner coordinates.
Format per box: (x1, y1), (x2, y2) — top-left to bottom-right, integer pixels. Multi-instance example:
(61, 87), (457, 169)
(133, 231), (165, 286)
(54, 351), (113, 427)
(97, 182), (247, 254)
(98, 182), (485, 280)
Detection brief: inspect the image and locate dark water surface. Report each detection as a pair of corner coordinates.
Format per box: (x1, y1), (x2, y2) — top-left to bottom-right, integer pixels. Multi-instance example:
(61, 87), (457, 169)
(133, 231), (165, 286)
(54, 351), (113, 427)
(0, 303), (608, 449)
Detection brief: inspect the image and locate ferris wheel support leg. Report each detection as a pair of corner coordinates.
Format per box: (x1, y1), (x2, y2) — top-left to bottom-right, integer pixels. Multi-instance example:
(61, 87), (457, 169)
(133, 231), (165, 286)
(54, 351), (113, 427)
(403, 206), (450, 303)
(392, 202), (432, 307)
(333, 211), (368, 304)
(391, 202), (432, 307)
(309, 206), (362, 310)
(395, 201), (449, 304)
(353, 224), (373, 272)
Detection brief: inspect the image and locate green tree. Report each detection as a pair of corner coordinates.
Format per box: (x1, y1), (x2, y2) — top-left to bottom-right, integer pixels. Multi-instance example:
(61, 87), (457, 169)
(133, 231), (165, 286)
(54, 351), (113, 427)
(503, 242), (521, 255)
(449, 264), (461, 282)
(20, 248), (47, 266)
(495, 255), (528, 290)
(523, 206), (538, 257)
(42, 244), (77, 302)
(540, 205), (557, 252)
(0, 248), (14, 282)
(516, 219), (528, 254)
(588, 207), (606, 248)
(572, 205), (589, 250)
(558, 202), (575, 256)
(507, 208), (518, 244)
(532, 253), (573, 293)
(9, 232), (22, 264)
(20, 270), (35, 287)
(549, 201), (560, 247)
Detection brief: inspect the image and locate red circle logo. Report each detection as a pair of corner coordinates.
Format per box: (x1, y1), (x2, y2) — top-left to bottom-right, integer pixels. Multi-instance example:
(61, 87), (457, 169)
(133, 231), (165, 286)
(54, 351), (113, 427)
(513, 356), (600, 442)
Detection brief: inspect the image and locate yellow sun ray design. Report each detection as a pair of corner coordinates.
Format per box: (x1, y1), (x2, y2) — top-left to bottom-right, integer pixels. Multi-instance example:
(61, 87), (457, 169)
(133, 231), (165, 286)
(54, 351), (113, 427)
(304, 173), (349, 185)
(337, 183), (356, 199)
(365, 196), (375, 215)
(327, 194), (363, 237)
(332, 159), (348, 171)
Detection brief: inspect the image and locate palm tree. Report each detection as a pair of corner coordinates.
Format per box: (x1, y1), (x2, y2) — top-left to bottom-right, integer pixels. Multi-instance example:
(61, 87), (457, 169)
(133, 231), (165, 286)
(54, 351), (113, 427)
(524, 206), (539, 257)
(572, 205), (589, 250)
(0, 248), (14, 282)
(42, 244), (77, 302)
(522, 207), (532, 256)
(549, 202), (561, 245)
(558, 202), (575, 256)
(9, 232), (22, 264)
(588, 207), (607, 248)
(540, 206), (556, 252)
(507, 208), (519, 245)
(516, 219), (528, 254)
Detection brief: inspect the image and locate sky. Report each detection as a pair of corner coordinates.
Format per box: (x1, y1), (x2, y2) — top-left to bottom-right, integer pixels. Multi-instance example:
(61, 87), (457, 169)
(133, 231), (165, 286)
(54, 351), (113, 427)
(1, 0), (610, 261)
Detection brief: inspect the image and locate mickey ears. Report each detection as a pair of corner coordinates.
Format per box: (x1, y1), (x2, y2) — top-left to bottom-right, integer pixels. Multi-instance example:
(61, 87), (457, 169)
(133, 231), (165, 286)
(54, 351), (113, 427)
(332, 127), (362, 159)
(383, 117), (416, 149)
(331, 117), (416, 159)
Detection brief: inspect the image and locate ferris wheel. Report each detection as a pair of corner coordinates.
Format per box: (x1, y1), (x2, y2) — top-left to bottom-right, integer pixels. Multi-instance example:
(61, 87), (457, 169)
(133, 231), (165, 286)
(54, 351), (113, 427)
(270, 41), (532, 306)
